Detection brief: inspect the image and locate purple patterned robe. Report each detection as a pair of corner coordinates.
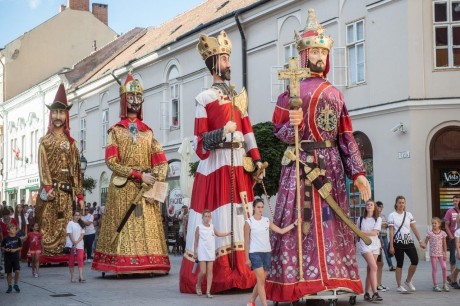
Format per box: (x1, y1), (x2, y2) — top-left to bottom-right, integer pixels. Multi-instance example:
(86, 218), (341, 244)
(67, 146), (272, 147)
(266, 75), (365, 302)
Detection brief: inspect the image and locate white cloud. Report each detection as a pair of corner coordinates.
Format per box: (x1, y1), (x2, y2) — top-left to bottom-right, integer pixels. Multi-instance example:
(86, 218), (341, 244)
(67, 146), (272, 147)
(29, 0), (41, 9)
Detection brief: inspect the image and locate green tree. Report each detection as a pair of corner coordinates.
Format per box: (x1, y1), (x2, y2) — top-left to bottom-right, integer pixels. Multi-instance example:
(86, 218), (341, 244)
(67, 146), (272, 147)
(252, 121), (287, 197)
(82, 176), (97, 194)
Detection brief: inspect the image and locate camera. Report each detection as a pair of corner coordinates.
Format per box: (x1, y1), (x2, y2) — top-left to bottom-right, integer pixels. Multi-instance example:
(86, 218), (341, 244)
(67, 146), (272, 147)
(390, 123), (406, 134)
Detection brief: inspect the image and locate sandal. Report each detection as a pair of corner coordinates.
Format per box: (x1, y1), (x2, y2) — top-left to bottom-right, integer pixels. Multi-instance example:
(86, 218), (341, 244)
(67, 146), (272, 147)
(79, 278), (86, 283)
(196, 284), (202, 296)
(206, 292), (213, 298)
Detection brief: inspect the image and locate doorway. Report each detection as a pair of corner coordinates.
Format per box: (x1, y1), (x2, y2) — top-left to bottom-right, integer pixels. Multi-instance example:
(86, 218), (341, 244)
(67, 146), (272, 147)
(430, 126), (460, 218)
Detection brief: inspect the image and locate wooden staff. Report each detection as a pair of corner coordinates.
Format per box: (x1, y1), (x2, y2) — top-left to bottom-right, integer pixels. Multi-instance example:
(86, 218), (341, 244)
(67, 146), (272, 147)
(278, 58), (310, 281)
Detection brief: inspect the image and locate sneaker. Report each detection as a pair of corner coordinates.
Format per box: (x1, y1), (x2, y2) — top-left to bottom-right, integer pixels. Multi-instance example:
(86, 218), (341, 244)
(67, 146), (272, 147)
(397, 286), (408, 293)
(34, 273), (39, 278)
(389, 266), (396, 271)
(433, 285), (442, 292)
(377, 285), (388, 292)
(13, 284), (20, 293)
(443, 283), (450, 292)
(405, 280), (416, 291)
(87, 258), (93, 263)
(6, 285), (12, 293)
(364, 292), (370, 301)
(371, 292), (383, 301)
(453, 283), (460, 289)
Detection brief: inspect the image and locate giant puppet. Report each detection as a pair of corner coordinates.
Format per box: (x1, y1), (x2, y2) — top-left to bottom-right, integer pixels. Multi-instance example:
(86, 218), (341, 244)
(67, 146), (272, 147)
(36, 84), (85, 264)
(266, 9), (371, 302)
(92, 71), (170, 275)
(179, 31), (263, 293)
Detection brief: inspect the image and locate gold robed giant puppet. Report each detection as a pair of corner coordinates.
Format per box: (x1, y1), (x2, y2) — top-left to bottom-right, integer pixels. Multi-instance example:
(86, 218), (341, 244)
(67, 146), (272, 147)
(91, 71), (170, 275)
(35, 84), (85, 264)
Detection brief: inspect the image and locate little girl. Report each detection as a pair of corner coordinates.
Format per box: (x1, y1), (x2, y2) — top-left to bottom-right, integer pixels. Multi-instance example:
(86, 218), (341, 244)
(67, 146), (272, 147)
(193, 209), (231, 298)
(423, 217), (449, 292)
(27, 223), (43, 277)
(357, 200), (383, 302)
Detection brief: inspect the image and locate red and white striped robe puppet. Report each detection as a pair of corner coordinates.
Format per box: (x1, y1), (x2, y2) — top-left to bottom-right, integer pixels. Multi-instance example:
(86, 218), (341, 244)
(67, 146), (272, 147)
(179, 85), (261, 293)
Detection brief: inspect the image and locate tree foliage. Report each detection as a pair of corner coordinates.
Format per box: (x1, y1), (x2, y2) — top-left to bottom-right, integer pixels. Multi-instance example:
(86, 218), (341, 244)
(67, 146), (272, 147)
(188, 121), (287, 197)
(252, 121), (287, 197)
(82, 176), (97, 194)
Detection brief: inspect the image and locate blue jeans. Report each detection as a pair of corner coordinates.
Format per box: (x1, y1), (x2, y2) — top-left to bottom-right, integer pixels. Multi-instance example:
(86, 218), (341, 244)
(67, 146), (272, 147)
(380, 235), (394, 268)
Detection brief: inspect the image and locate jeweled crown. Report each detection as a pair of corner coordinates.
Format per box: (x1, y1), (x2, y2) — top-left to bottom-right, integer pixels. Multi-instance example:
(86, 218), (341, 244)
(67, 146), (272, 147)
(119, 71), (144, 96)
(196, 30), (232, 61)
(295, 9), (334, 53)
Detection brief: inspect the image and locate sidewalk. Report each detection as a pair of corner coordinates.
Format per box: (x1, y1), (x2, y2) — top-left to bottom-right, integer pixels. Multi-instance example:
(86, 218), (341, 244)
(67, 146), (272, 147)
(0, 253), (457, 305)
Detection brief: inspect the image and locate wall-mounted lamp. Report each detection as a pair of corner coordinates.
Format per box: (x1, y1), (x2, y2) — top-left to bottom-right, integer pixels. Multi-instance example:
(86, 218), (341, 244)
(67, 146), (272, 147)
(390, 123), (407, 134)
(80, 154), (87, 174)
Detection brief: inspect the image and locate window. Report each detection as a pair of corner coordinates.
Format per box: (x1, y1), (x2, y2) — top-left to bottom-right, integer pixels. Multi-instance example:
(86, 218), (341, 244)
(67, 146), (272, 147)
(34, 130), (38, 163)
(80, 117), (86, 152)
(170, 83), (180, 129)
(102, 109), (109, 147)
(167, 65), (181, 130)
(433, 0), (460, 68)
(21, 135), (25, 166)
(30, 131), (34, 163)
(331, 47), (347, 88)
(283, 43), (296, 68)
(346, 20), (366, 85)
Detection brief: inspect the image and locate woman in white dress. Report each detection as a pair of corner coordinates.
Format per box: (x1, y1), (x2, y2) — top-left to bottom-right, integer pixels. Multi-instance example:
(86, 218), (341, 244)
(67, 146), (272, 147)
(357, 200), (382, 302)
(193, 209), (231, 298)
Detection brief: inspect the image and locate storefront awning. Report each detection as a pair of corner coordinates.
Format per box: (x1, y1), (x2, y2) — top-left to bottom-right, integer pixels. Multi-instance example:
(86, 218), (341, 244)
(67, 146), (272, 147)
(5, 188), (17, 193)
(25, 185), (39, 190)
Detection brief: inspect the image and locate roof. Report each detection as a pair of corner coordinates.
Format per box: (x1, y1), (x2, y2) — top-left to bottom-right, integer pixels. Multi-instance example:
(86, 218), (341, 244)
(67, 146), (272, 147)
(81, 0), (260, 87)
(64, 27), (147, 89)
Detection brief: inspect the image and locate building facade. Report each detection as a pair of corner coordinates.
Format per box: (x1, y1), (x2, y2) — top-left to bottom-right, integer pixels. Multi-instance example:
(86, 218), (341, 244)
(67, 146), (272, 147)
(0, 0), (116, 206)
(2, 0), (459, 241)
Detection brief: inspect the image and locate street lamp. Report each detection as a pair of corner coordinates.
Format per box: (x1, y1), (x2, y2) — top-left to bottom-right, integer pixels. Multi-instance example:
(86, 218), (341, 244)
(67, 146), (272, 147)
(80, 153), (87, 174)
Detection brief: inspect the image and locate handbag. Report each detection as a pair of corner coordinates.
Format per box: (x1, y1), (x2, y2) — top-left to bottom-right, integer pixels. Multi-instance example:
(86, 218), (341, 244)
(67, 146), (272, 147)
(387, 212), (406, 258)
(63, 246), (71, 254)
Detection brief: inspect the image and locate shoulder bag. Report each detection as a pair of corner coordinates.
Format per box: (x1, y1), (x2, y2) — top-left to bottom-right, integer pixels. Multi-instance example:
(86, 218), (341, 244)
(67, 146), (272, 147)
(387, 212), (406, 258)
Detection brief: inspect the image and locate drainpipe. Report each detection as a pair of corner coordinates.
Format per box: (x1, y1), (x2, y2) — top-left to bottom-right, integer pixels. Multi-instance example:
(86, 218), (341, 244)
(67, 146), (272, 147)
(235, 13), (247, 91)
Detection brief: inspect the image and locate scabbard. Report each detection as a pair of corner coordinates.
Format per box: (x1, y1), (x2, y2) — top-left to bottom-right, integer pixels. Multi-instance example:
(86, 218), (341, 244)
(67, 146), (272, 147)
(116, 204), (137, 233)
(325, 195), (372, 245)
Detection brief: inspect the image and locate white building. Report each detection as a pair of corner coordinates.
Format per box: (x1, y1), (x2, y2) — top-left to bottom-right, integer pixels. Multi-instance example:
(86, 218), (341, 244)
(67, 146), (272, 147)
(3, 0), (459, 236)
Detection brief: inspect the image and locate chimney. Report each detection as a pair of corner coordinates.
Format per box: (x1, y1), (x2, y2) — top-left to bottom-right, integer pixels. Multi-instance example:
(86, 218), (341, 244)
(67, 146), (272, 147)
(92, 3), (108, 26)
(59, 5), (66, 12)
(67, 0), (89, 11)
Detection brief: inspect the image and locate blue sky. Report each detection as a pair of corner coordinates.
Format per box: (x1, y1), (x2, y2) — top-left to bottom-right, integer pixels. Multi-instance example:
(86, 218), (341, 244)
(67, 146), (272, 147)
(0, 0), (204, 47)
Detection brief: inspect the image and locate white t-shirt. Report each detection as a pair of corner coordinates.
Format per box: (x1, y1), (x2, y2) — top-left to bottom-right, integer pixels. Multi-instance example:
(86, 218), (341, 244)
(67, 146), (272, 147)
(357, 216), (382, 253)
(82, 213), (95, 235)
(388, 211), (415, 244)
(66, 220), (85, 249)
(246, 216), (271, 253)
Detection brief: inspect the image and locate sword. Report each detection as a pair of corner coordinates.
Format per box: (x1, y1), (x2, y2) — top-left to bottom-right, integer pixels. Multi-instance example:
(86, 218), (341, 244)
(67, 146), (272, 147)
(111, 183), (151, 245)
(284, 150), (372, 245)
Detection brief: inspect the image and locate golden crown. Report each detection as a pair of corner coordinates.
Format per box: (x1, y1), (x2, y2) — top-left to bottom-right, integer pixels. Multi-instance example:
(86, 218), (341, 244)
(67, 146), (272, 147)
(295, 9), (334, 53)
(119, 71), (144, 96)
(196, 30), (232, 61)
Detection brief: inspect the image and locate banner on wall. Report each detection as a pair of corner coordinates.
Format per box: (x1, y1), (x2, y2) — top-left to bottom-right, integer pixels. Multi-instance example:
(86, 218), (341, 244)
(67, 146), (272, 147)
(167, 187), (183, 217)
